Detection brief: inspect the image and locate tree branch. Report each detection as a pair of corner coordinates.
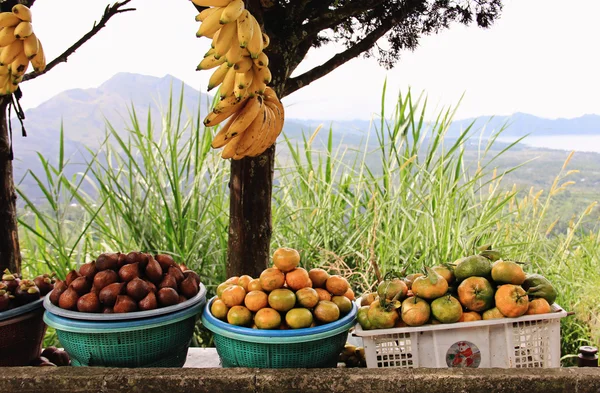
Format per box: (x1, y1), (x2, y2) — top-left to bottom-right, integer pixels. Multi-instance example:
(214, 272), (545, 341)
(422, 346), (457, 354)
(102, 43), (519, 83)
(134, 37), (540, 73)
(301, 0), (385, 37)
(283, 14), (398, 98)
(22, 0), (135, 82)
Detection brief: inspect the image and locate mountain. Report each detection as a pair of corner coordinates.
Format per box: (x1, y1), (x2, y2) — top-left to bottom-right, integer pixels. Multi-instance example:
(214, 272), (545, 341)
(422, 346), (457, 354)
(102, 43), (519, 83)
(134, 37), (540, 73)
(9, 72), (600, 203)
(447, 112), (600, 137)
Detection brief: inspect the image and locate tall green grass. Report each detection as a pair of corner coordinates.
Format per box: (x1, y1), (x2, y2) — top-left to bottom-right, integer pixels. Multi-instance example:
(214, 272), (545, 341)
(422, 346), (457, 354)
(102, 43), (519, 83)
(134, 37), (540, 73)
(17, 86), (599, 364)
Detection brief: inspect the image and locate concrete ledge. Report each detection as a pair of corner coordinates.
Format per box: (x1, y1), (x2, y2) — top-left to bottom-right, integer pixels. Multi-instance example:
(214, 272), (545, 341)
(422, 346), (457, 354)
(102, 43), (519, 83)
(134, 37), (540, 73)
(1, 367), (600, 393)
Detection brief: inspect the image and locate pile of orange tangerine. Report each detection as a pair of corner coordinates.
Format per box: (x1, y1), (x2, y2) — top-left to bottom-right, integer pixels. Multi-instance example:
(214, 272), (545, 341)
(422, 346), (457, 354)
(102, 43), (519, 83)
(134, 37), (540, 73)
(210, 247), (355, 329)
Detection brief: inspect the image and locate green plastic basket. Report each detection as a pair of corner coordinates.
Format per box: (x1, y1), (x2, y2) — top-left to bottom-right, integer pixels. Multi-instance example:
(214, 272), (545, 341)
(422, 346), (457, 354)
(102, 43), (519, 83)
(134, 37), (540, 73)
(43, 286), (206, 368)
(202, 297), (357, 368)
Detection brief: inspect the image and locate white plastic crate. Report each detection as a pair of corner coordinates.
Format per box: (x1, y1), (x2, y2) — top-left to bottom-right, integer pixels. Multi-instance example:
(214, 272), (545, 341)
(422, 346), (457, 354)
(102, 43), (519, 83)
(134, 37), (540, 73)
(353, 303), (567, 368)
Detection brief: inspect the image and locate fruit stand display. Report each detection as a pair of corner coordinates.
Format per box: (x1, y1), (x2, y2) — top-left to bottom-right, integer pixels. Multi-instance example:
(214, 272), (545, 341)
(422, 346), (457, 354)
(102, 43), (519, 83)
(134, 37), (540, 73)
(201, 247), (358, 368)
(42, 252), (206, 368)
(353, 247), (567, 368)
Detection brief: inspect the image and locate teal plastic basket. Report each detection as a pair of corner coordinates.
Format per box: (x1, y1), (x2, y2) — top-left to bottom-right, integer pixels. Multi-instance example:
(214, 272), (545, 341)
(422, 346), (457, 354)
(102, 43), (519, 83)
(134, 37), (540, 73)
(43, 285), (206, 368)
(202, 296), (357, 368)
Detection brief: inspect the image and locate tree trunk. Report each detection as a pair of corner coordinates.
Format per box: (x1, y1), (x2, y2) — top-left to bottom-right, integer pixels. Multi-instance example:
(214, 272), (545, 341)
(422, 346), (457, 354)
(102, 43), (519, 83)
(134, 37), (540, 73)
(226, 1), (289, 278)
(227, 146), (275, 278)
(0, 96), (21, 274)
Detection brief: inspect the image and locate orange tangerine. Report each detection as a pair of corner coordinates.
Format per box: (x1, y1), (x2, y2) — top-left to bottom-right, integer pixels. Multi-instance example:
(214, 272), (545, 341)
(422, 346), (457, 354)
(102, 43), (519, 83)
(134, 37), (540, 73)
(254, 307), (281, 329)
(285, 267), (312, 291)
(211, 299), (229, 320)
(285, 308), (313, 329)
(244, 290), (268, 312)
(259, 267), (285, 292)
(525, 298), (552, 315)
(296, 287), (319, 308)
(238, 275), (253, 291)
(272, 247), (300, 272)
(247, 278), (263, 292)
(495, 284), (529, 318)
(315, 288), (332, 301)
(308, 268), (330, 288)
(221, 285), (246, 307)
(267, 288), (296, 312)
(314, 300), (340, 323)
(326, 275), (349, 296)
(458, 311), (482, 322)
(343, 287), (355, 301)
(227, 305), (252, 326)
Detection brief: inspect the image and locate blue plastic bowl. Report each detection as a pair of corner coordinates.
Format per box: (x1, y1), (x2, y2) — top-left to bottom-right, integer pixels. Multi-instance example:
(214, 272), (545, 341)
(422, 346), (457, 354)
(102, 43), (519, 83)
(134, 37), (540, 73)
(44, 285), (206, 368)
(202, 296), (357, 368)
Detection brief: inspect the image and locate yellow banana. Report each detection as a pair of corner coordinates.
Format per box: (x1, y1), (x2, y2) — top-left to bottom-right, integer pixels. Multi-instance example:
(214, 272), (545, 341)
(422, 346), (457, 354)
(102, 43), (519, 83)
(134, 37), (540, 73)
(196, 7), (217, 22)
(225, 95), (263, 139)
(212, 93), (248, 114)
(208, 62), (230, 91)
(12, 5), (31, 22)
(260, 97), (285, 152)
(213, 21), (236, 59)
(233, 80), (248, 100)
(235, 69), (253, 90)
(1, 77), (17, 94)
(247, 67), (266, 96)
(233, 56), (252, 73)
(23, 32), (38, 58)
(0, 26), (17, 47)
(204, 109), (235, 128)
(225, 33), (243, 66)
(0, 64), (8, 76)
(235, 105), (267, 155)
(262, 32), (270, 49)
(0, 13), (20, 29)
(31, 38), (45, 72)
(9, 51), (28, 77)
(0, 76), (11, 95)
(246, 105), (274, 157)
(197, 7), (224, 37)
(220, 0), (244, 24)
(236, 10), (253, 48)
(253, 52), (269, 67)
(14, 21), (32, 39)
(219, 66), (236, 99)
(208, 28), (219, 42)
(263, 86), (278, 103)
(196, 54), (226, 70)
(221, 134), (241, 159)
(0, 39), (22, 66)
(255, 65), (272, 84)
(211, 111), (240, 148)
(246, 14), (263, 59)
(204, 47), (216, 58)
(11, 74), (23, 85)
(192, 0), (232, 6)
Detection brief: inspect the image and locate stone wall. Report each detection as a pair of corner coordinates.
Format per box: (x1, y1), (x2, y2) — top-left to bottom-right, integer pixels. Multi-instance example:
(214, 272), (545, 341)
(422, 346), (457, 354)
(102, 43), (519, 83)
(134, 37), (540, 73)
(1, 367), (599, 393)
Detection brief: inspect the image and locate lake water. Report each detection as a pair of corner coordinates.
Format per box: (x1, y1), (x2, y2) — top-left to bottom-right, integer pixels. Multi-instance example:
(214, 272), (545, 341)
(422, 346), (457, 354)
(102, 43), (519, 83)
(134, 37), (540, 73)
(497, 135), (600, 154)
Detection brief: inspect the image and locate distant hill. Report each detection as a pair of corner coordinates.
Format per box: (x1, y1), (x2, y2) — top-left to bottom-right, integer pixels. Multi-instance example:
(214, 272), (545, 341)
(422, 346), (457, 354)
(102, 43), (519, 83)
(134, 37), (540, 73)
(9, 72), (600, 203)
(447, 112), (600, 137)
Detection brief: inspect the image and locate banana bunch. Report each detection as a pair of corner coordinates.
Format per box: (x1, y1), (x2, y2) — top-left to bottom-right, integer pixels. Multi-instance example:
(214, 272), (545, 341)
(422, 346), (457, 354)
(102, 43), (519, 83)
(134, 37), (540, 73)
(0, 4), (46, 96)
(193, 0), (284, 159)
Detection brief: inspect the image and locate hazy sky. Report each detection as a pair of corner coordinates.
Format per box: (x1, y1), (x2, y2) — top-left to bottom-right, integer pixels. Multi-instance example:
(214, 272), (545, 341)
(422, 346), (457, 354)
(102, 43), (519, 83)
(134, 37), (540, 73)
(19, 0), (600, 121)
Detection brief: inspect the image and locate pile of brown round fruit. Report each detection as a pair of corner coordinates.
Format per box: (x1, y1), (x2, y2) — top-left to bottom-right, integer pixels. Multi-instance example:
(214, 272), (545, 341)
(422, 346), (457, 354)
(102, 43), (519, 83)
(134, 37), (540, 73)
(358, 246), (558, 330)
(48, 252), (202, 313)
(30, 347), (70, 367)
(211, 247), (355, 329)
(0, 269), (55, 311)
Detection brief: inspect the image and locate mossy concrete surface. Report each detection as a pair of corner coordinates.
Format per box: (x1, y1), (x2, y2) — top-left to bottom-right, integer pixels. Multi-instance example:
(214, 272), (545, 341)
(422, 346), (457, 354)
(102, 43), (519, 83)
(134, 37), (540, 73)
(1, 367), (599, 393)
